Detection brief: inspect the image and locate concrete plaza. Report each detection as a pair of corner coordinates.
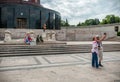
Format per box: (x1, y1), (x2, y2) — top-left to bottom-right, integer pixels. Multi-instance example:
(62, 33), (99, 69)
(0, 51), (120, 82)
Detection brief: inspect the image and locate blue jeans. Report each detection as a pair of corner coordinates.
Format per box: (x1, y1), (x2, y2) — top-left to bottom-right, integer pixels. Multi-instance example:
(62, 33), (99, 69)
(25, 39), (30, 44)
(92, 52), (99, 68)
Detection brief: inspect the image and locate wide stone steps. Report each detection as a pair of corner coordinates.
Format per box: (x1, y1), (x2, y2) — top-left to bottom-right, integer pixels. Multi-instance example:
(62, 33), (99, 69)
(0, 44), (120, 57)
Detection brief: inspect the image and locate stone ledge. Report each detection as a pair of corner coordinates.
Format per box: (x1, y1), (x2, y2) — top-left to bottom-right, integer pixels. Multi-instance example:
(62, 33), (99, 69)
(0, 39), (25, 45)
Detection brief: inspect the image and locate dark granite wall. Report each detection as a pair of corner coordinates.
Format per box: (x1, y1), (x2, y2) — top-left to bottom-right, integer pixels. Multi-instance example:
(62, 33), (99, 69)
(0, 3), (61, 29)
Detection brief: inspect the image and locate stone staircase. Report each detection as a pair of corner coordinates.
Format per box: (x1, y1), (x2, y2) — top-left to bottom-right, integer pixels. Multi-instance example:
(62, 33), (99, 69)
(0, 44), (120, 57)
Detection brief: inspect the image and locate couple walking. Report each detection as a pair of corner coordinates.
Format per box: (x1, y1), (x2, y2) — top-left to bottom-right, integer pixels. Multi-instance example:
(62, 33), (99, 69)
(91, 33), (107, 68)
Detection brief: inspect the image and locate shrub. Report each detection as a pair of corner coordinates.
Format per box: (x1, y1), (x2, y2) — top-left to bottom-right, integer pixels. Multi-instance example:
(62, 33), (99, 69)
(117, 31), (120, 36)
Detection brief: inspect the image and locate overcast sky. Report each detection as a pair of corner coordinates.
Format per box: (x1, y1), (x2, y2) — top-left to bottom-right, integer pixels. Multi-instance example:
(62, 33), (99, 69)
(41, 0), (120, 25)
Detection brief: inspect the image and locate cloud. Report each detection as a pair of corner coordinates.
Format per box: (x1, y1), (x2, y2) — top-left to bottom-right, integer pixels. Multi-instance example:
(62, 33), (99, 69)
(41, 0), (120, 25)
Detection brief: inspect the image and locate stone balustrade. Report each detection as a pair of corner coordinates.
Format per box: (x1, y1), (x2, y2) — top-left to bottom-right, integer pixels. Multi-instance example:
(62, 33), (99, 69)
(0, 23), (120, 42)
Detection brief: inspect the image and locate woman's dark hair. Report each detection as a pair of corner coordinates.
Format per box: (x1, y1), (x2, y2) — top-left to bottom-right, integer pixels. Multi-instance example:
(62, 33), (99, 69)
(104, 32), (106, 35)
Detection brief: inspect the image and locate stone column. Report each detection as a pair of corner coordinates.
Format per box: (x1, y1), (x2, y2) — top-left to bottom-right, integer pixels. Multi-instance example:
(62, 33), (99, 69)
(52, 32), (56, 41)
(42, 32), (47, 41)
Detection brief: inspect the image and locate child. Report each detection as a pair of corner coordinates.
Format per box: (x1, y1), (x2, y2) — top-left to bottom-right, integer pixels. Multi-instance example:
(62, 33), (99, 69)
(91, 37), (99, 68)
(24, 33), (32, 44)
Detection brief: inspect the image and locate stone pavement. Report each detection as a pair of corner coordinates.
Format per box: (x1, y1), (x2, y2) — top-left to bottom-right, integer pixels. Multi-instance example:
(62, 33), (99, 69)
(1, 40), (120, 45)
(0, 52), (120, 82)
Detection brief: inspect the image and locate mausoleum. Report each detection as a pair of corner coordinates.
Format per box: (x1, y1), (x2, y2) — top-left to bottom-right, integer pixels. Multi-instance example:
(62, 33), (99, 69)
(0, 0), (61, 29)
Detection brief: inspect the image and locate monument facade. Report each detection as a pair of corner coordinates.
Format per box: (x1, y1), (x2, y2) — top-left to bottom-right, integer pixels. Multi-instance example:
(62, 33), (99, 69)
(0, 0), (61, 29)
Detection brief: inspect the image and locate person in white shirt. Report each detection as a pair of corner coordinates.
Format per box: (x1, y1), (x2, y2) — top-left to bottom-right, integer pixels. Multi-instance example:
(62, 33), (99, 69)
(91, 37), (99, 68)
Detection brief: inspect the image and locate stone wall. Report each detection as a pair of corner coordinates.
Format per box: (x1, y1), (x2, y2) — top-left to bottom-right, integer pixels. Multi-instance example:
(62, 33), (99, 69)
(56, 24), (120, 41)
(0, 23), (120, 41)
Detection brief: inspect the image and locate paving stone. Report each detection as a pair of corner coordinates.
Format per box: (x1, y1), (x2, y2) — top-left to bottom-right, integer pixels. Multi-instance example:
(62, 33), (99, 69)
(42, 55), (81, 64)
(0, 51), (120, 82)
(0, 57), (37, 67)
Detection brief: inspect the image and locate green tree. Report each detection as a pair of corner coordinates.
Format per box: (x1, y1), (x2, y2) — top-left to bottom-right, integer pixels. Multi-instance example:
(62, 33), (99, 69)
(77, 22), (81, 26)
(101, 19), (107, 24)
(105, 15), (116, 24)
(115, 16), (120, 23)
(105, 15), (111, 23)
(94, 18), (100, 25)
(78, 14), (120, 26)
(81, 22), (86, 26)
(85, 19), (91, 25)
(84, 19), (99, 25)
(101, 15), (120, 24)
(61, 19), (70, 26)
(61, 20), (66, 26)
(65, 19), (70, 26)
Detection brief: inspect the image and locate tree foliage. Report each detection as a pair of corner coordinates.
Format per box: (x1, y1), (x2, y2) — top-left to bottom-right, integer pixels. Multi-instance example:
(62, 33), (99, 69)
(83, 18), (100, 26)
(61, 19), (70, 26)
(61, 20), (66, 26)
(65, 19), (70, 26)
(100, 15), (120, 24)
(77, 14), (120, 26)
(61, 15), (120, 27)
(77, 22), (81, 26)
